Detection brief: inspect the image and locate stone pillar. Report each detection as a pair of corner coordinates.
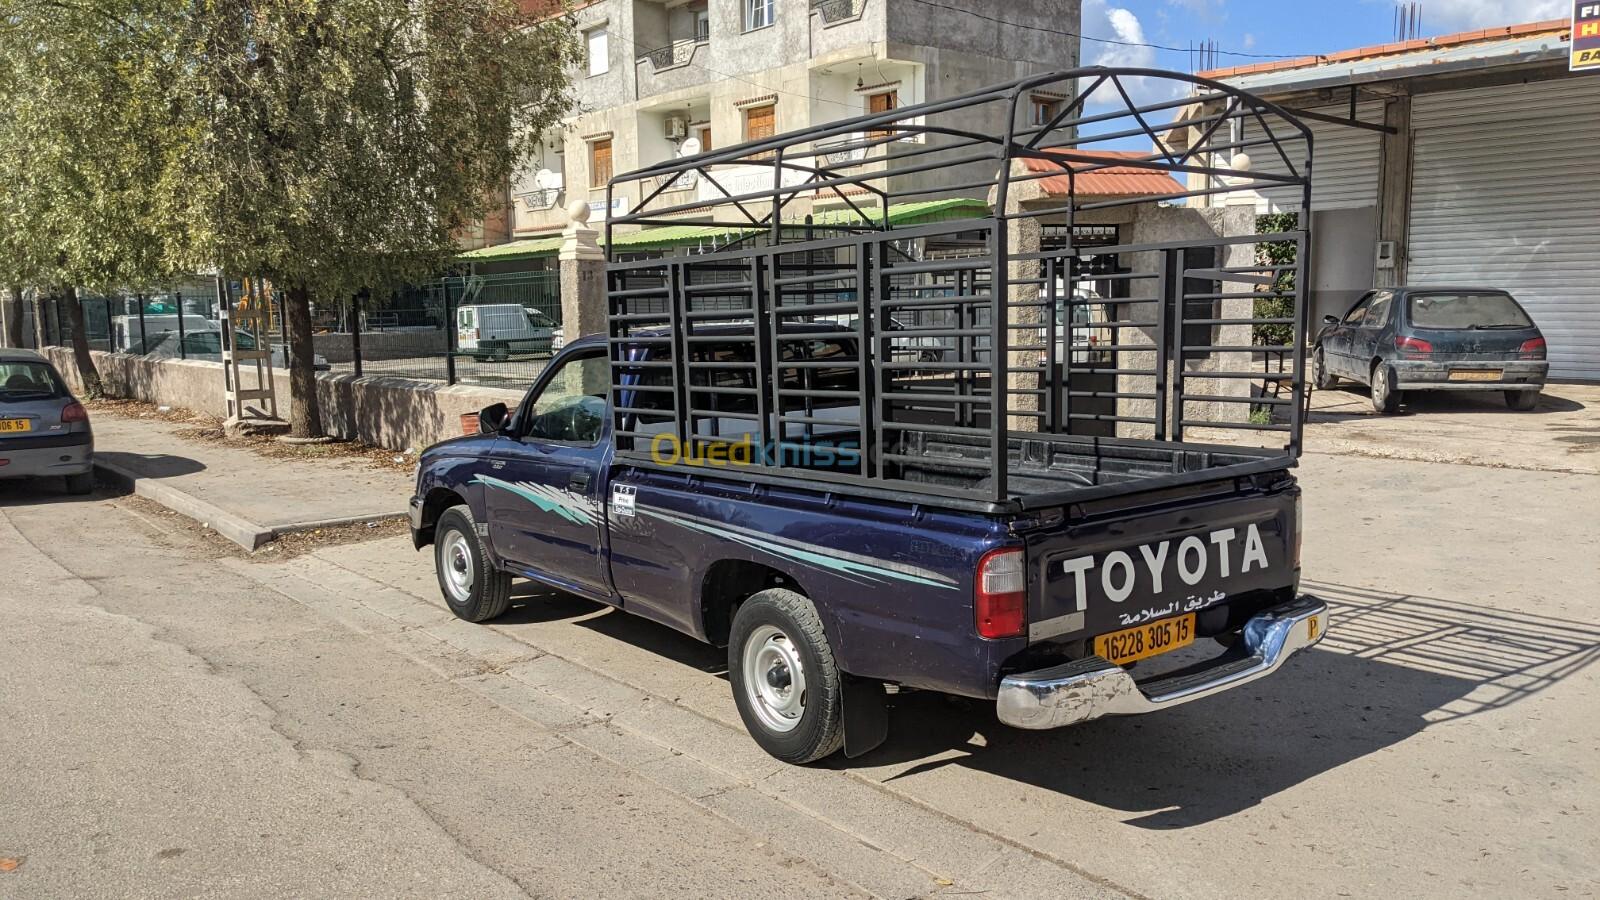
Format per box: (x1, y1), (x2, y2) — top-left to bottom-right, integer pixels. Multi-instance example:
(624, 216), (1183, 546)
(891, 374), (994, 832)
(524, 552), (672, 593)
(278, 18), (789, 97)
(559, 200), (610, 395)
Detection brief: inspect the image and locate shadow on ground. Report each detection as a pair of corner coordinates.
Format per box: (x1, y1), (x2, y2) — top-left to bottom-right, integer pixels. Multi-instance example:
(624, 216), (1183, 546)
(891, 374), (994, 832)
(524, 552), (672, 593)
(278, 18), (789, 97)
(1310, 386), (1586, 423)
(95, 450), (208, 477)
(495, 578), (1600, 829)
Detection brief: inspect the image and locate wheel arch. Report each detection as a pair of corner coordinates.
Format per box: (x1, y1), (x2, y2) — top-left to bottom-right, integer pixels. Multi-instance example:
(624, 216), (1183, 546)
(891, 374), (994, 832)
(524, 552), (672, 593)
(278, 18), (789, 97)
(415, 486), (468, 548)
(699, 559), (812, 648)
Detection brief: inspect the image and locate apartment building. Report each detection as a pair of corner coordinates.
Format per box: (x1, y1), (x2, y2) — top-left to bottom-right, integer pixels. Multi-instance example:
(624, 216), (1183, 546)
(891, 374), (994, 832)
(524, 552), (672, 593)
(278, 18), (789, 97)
(503, 0), (1082, 244)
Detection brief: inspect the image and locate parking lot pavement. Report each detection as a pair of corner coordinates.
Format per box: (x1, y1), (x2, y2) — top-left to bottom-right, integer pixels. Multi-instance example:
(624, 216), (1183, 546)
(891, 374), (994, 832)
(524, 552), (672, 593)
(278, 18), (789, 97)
(1303, 381), (1600, 475)
(3, 450), (1595, 898)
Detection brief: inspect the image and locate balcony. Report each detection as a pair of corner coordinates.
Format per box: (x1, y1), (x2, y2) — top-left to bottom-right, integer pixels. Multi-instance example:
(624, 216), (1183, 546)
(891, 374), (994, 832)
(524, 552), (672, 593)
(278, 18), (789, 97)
(640, 36), (708, 72)
(649, 170), (700, 194)
(517, 188), (565, 212)
(811, 0), (867, 26)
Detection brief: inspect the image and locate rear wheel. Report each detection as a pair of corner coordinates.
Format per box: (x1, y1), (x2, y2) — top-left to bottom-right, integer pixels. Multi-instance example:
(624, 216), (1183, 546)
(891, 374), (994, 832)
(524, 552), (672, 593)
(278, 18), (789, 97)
(1313, 347), (1337, 391)
(1506, 390), (1539, 411)
(64, 472), (94, 495)
(729, 589), (845, 764)
(433, 505), (513, 622)
(1371, 362), (1401, 414)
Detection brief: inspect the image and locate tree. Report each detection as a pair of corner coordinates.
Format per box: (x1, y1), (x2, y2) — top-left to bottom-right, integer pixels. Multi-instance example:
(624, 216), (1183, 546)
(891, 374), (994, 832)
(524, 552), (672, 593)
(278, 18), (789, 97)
(181, 0), (580, 437)
(0, 0), (199, 393)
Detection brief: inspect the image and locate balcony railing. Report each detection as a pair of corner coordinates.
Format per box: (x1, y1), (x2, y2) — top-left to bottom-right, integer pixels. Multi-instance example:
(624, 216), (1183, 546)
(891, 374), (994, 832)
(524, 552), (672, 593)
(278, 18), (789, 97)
(815, 136), (868, 167)
(640, 38), (707, 72)
(650, 170), (700, 194)
(811, 0), (867, 25)
(517, 188), (564, 211)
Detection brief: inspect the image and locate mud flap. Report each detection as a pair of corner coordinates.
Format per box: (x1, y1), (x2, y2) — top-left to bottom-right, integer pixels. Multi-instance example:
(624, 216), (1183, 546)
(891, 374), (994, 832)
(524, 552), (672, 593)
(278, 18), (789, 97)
(841, 677), (888, 759)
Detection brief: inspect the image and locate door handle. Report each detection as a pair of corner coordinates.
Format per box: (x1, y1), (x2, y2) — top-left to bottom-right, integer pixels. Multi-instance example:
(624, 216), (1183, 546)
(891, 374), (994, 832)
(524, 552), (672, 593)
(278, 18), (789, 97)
(568, 472), (591, 491)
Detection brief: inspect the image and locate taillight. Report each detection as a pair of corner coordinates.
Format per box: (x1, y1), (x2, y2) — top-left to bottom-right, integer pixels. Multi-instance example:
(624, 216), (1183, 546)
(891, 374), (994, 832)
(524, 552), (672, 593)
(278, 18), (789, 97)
(1395, 335), (1433, 358)
(976, 548), (1026, 639)
(61, 402), (89, 424)
(1519, 337), (1547, 360)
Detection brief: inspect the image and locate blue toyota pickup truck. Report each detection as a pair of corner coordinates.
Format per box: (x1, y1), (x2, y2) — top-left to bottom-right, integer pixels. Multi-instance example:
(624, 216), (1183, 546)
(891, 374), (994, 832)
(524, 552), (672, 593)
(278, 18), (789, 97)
(410, 66), (1335, 763)
(410, 328), (1327, 764)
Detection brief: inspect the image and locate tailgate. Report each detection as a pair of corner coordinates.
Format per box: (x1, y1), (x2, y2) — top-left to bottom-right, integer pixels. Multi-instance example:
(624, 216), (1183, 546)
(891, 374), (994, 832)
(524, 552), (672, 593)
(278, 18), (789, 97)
(1023, 484), (1298, 644)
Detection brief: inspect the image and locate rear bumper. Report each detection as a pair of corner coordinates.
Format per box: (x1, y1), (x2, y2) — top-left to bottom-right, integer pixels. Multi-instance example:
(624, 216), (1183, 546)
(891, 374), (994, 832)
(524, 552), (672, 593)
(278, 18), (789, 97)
(996, 595), (1328, 730)
(0, 437), (94, 479)
(1392, 360), (1547, 391)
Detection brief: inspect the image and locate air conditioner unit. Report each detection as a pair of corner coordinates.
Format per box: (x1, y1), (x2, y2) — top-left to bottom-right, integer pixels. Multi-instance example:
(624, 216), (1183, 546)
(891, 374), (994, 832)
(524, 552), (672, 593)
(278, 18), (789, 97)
(664, 116), (689, 141)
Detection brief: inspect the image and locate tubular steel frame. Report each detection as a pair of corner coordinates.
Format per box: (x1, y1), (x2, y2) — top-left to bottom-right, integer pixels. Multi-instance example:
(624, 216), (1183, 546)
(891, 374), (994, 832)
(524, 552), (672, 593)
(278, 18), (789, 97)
(603, 67), (1317, 513)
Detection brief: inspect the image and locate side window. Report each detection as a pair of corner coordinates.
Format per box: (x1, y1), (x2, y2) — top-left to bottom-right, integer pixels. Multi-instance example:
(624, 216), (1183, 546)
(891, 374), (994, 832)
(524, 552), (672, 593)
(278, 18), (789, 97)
(522, 353), (609, 444)
(1342, 293), (1374, 326)
(1364, 291), (1395, 328)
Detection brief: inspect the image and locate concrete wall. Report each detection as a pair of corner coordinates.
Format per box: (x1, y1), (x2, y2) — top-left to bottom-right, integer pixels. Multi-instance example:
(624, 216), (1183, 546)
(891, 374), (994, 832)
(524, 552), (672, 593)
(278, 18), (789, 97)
(43, 348), (526, 452)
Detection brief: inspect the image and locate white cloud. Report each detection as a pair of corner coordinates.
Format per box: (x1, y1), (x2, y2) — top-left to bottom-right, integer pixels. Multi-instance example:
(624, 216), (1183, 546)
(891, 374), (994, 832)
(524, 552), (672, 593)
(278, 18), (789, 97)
(1080, 0), (1185, 113)
(1417, 0), (1566, 30)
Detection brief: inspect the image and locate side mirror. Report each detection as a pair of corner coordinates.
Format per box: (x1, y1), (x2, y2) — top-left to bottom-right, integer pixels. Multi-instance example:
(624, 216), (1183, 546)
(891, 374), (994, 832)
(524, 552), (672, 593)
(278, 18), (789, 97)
(1322, 315), (1339, 326)
(477, 402), (509, 435)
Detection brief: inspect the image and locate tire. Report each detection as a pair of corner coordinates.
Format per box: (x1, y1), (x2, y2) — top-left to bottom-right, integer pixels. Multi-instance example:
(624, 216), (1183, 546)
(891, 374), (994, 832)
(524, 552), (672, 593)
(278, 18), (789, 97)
(433, 505), (513, 623)
(1371, 361), (1401, 414)
(728, 589), (845, 764)
(64, 471), (94, 495)
(1505, 390), (1539, 411)
(1313, 347), (1337, 391)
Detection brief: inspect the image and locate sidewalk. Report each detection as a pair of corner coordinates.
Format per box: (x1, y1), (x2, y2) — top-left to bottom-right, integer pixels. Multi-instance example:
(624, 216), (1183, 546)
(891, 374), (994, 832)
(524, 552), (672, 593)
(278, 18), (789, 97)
(90, 414), (411, 550)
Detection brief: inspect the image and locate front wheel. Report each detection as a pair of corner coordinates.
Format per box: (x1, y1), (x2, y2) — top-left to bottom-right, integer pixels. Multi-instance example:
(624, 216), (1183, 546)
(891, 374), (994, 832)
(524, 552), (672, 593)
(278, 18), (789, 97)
(728, 589), (845, 764)
(433, 505), (513, 622)
(1313, 347), (1337, 391)
(1371, 362), (1401, 414)
(1506, 390), (1539, 411)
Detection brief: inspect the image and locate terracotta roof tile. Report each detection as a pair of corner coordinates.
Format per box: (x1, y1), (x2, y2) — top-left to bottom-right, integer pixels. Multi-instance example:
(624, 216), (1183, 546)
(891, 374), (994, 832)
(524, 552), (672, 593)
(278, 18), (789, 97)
(1199, 18), (1570, 80)
(1023, 150), (1187, 198)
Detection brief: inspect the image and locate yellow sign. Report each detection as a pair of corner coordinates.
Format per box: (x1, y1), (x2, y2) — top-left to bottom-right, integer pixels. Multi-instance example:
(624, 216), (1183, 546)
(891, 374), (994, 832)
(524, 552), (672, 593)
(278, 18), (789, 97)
(1576, 2), (1600, 72)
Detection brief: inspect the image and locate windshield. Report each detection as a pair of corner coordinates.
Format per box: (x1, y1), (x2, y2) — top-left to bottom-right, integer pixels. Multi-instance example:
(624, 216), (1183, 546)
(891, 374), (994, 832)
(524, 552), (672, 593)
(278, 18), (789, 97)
(0, 361), (68, 401)
(526, 309), (556, 328)
(1408, 293), (1533, 330)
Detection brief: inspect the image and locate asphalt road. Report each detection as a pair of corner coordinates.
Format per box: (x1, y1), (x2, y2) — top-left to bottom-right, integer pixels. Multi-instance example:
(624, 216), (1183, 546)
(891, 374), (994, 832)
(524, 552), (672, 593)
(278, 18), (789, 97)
(1, 451), (1596, 899)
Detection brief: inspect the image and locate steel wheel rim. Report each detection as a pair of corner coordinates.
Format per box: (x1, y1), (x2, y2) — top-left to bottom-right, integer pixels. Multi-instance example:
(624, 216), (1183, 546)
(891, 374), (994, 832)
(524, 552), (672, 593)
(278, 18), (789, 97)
(741, 624), (806, 734)
(440, 530), (474, 604)
(1374, 366), (1389, 402)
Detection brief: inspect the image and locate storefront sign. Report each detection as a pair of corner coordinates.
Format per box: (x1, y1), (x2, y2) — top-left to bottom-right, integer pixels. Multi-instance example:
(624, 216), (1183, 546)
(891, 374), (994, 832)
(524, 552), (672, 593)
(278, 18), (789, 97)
(1575, 2), (1600, 72)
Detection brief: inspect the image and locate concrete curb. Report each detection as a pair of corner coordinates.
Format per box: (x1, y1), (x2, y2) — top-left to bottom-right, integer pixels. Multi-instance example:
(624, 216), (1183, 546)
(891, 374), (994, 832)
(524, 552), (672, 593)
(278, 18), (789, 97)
(94, 459), (404, 551)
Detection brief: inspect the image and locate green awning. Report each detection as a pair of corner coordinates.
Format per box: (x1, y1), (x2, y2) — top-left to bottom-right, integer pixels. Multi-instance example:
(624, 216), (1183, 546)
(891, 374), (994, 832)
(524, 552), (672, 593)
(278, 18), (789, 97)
(458, 199), (991, 263)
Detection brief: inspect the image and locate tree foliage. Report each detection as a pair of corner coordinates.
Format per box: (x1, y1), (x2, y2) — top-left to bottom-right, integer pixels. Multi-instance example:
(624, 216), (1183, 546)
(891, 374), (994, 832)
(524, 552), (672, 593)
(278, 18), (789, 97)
(1254, 212), (1299, 348)
(1, 0), (579, 424)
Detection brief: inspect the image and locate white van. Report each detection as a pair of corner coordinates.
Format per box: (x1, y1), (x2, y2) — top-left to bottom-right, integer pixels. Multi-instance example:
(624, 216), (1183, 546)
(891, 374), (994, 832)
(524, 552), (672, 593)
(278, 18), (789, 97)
(111, 314), (216, 353)
(457, 304), (557, 361)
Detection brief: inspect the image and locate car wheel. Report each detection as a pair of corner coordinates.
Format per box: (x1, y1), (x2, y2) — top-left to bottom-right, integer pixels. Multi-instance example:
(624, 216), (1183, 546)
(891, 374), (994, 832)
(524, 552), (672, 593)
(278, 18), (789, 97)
(433, 505), (513, 623)
(1313, 347), (1337, 391)
(1370, 361), (1401, 414)
(64, 472), (94, 495)
(1505, 390), (1539, 411)
(729, 588), (846, 765)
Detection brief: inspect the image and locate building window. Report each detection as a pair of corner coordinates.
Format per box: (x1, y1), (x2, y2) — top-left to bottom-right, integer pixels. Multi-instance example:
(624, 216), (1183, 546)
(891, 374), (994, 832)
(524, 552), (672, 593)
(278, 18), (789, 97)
(744, 104), (775, 158)
(867, 90), (898, 140)
(694, 8), (710, 41)
(590, 139), (613, 187)
(586, 27), (609, 77)
(744, 0), (774, 31)
(1030, 96), (1060, 128)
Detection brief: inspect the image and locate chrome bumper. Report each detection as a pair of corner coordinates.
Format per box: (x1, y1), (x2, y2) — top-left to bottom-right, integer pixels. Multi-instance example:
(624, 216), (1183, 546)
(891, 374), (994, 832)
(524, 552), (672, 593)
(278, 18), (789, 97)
(997, 596), (1329, 730)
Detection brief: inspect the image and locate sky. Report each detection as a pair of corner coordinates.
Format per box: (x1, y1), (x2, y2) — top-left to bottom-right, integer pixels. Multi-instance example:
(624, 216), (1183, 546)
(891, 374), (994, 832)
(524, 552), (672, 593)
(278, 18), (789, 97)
(1081, 0), (1570, 78)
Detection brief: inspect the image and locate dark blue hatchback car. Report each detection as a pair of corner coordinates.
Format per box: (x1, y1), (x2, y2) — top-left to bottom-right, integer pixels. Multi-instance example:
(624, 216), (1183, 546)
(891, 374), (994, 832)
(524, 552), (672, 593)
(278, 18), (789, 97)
(1314, 288), (1548, 414)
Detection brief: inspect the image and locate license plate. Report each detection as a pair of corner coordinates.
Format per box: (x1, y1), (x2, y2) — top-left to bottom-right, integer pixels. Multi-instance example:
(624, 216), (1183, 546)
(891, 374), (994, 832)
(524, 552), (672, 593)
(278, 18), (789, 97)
(1448, 370), (1502, 382)
(1095, 614), (1196, 666)
(0, 418), (31, 433)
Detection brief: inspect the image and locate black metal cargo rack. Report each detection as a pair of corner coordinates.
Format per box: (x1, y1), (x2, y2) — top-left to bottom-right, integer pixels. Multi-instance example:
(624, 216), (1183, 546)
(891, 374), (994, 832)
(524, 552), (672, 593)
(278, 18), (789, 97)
(603, 67), (1316, 513)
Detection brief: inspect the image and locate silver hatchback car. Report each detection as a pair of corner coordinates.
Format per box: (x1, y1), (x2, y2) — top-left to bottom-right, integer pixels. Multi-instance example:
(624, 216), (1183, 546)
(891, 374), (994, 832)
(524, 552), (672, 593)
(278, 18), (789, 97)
(0, 349), (95, 494)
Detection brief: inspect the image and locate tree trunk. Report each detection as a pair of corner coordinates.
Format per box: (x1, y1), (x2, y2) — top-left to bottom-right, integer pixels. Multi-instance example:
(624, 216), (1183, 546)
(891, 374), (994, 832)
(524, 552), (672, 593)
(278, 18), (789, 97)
(63, 286), (105, 398)
(284, 282), (324, 438)
(1, 285), (24, 348)
(33, 291), (51, 348)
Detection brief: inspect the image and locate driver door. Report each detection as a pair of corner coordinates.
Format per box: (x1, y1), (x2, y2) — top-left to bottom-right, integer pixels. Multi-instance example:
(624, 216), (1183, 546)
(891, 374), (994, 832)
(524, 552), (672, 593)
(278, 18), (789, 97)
(1326, 293), (1373, 378)
(484, 350), (613, 601)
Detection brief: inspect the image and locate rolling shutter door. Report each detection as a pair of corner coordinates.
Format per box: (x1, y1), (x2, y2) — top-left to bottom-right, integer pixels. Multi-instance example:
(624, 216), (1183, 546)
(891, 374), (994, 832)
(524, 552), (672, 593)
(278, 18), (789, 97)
(1239, 101), (1383, 212)
(1410, 78), (1600, 381)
